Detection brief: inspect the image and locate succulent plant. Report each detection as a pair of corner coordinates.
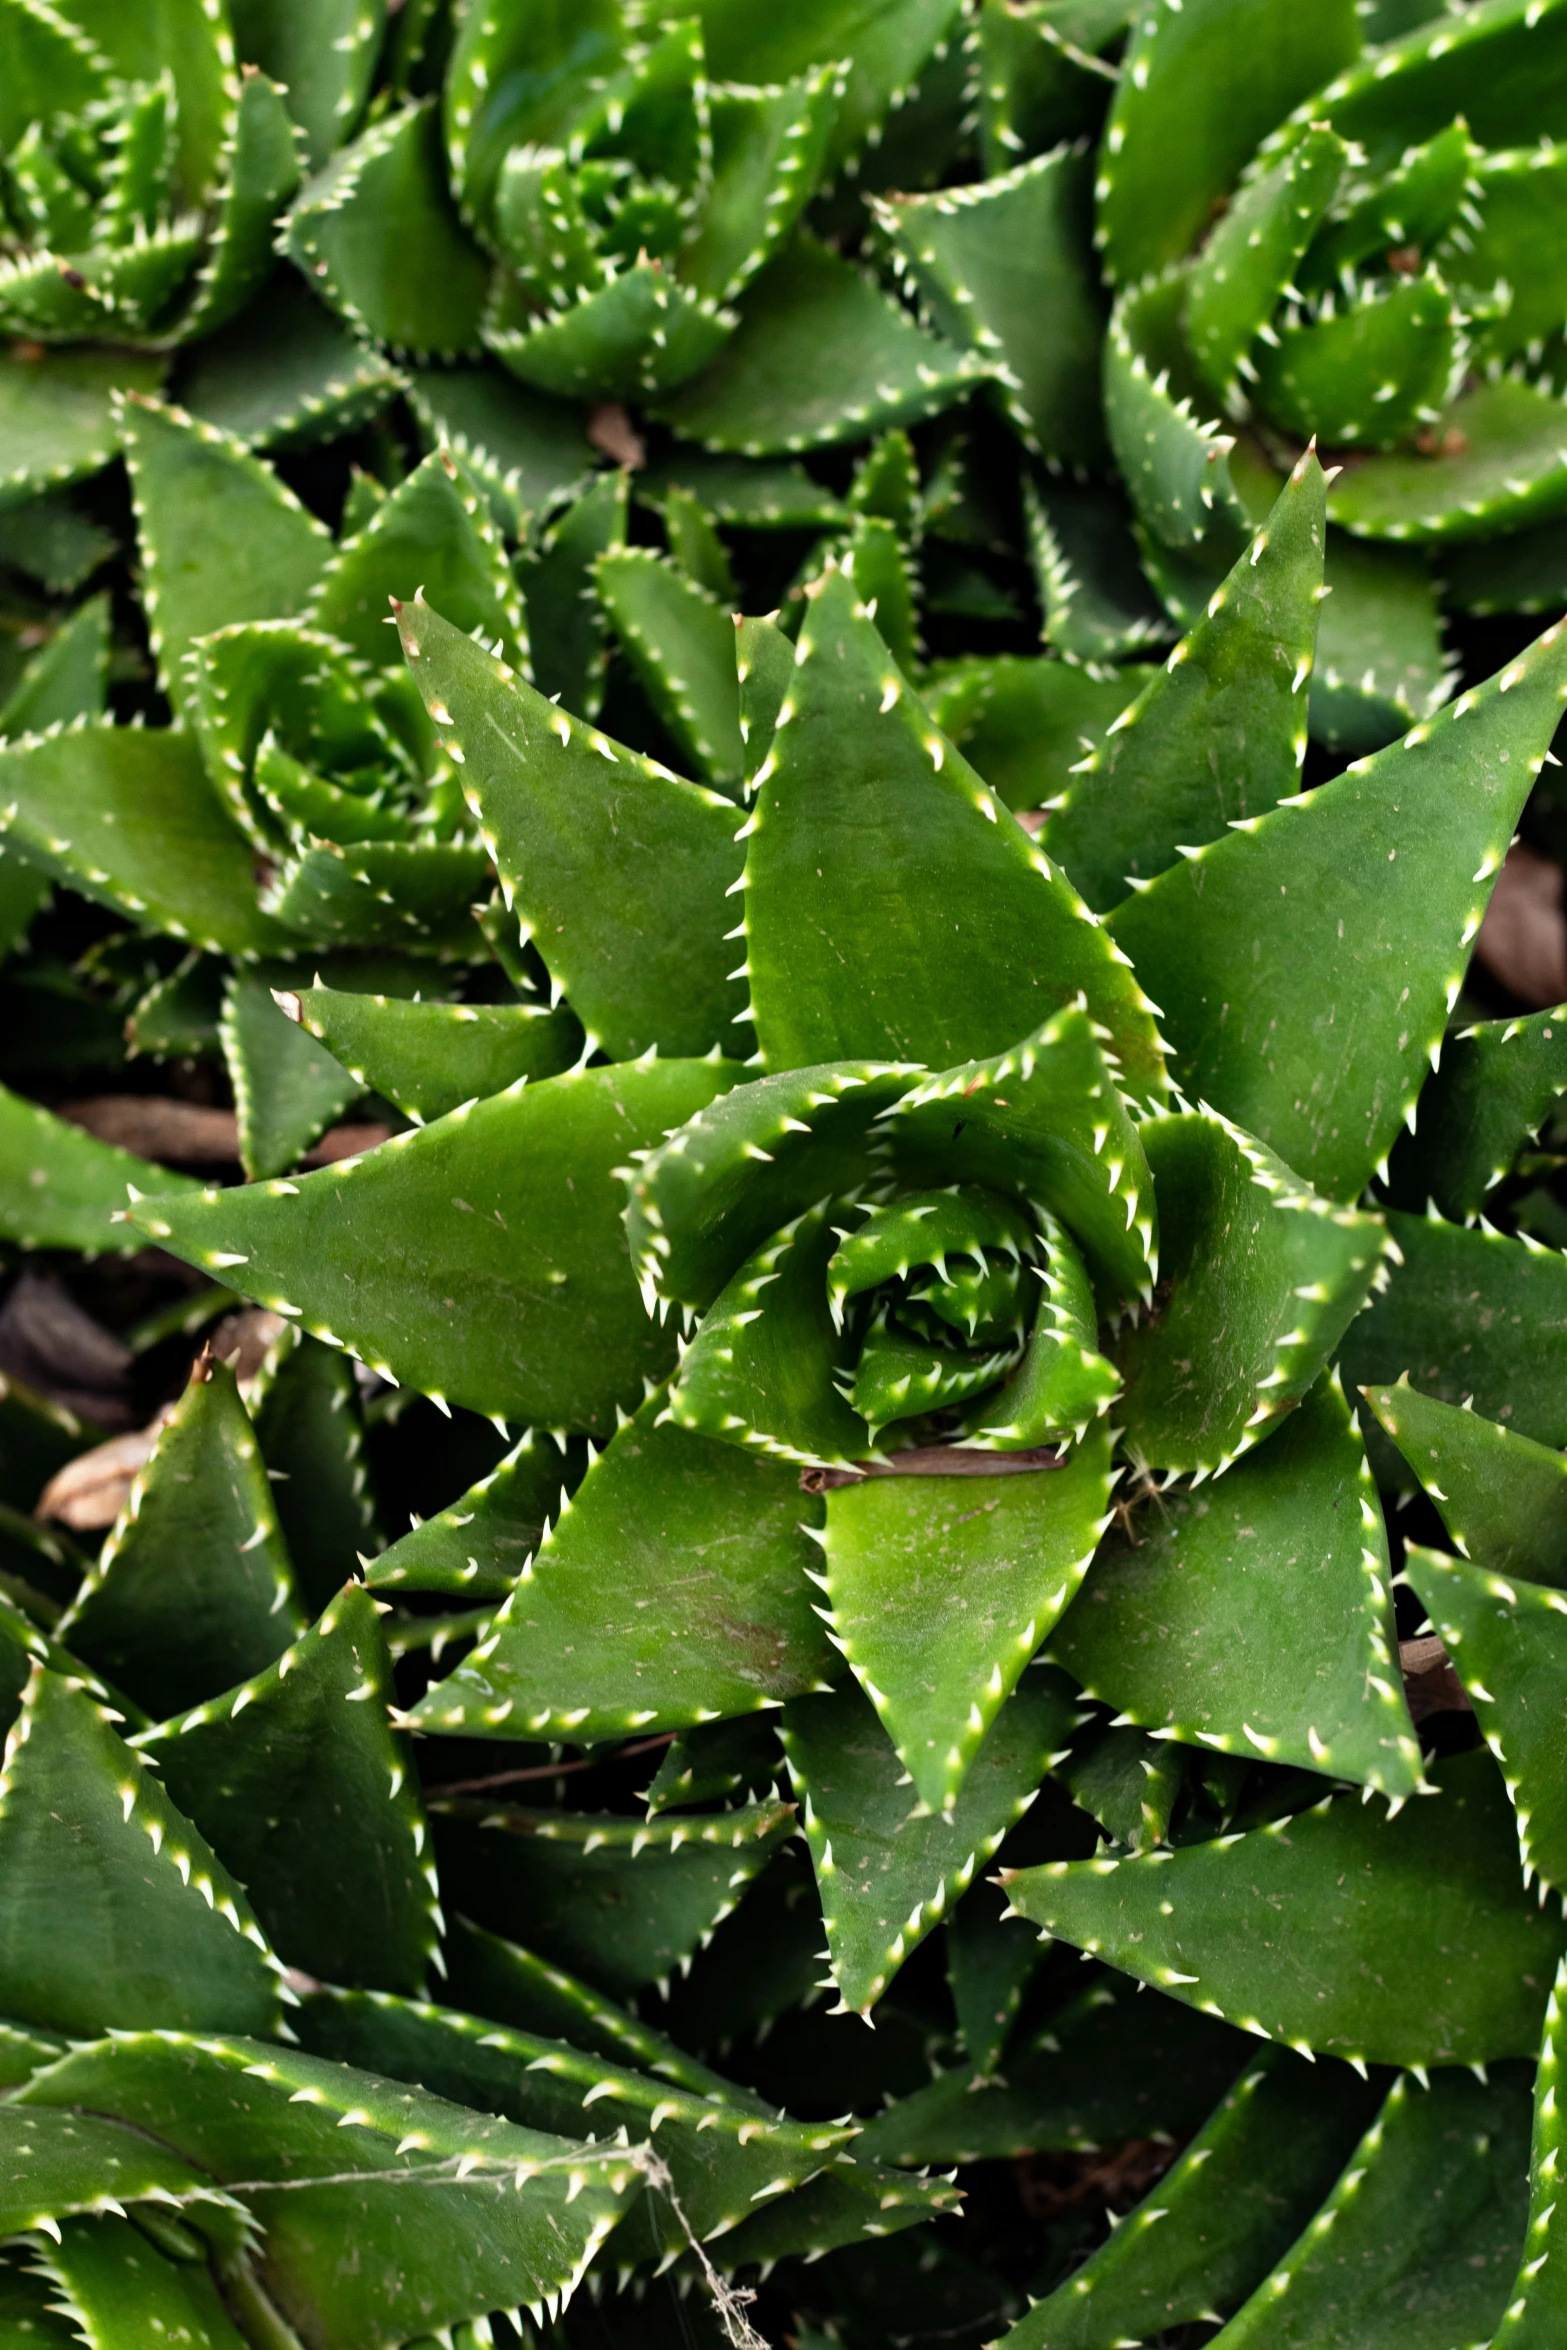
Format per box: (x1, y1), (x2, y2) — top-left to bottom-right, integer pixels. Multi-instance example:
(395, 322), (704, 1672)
(9, 0), (1567, 2346)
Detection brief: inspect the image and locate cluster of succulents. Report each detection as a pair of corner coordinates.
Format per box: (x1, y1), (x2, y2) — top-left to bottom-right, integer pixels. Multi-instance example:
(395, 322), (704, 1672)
(7, 0), (1567, 2344)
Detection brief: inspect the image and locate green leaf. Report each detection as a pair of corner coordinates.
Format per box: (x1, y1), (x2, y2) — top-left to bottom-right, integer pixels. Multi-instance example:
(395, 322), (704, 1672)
(0, 1080), (196, 1256)
(966, 1212), (1122, 1445)
(641, 453), (849, 532)
(1310, 532), (1451, 758)
(1211, 2065), (1532, 2350)
(1327, 378), (1567, 544)
(1109, 620), (1567, 1201)
(221, 973), (363, 1182)
(66, 0), (232, 206)
(1057, 1720), (1188, 1849)
(1024, 479), (1172, 667)
(1492, 1952), (1567, 2350)
(1000, 2046), (1385, 2350)
(662, 484), (738, 600)
(443, 1913), (747, 2101)
(230, 0), (386, 168)
(134, 1581), (436, 1994)
(1045, 453), (1326, 914)
(682, 66), (839, 302)
(821, 1432), (1114, 1813)
(309, 447), (528, 669)
(0, 2101), (245, 2238)
(653, 235), (989, 454)
(160, 68), (304, 346)
(408, 1384), (833, 1739)
(595, 548), (745, 790)
(291, 1983), (848, 2263)
(947, 1874), (1046, 2071)
(17, 2032), (639, 2345)
(781, 1672), (1074, 2014)
(626, 1058), (919, 1316)
(487, 264), (733, 405)
(399, 593), (749, 1060)
(27, 2215), (248, 2350)
(976, 0), (1127, 169)
(519, 467), (626, 721)
(1406, 1545), (1567, 1898)
(669, 1202), (872, 1466)
(1005, 1750), (1566, 2066)
(1184, 125), (1347, 397)
(702, 2149), (962, 2271)
(1391, 1006), (1567, 1221)
(0, 1667), (284, 2038)
(288, 979), (578, 1125)
(249, 1327), (379, 1613)
(1341, 1210), (1567, 1449)
(647, 1714), (781, 1817)
(0, 1586), (134, 1746)
(1303, 120), (1475, 290)
(1109, 1111), (1385, 1475)
(281, 98), (490, 359)
(0, 594), (109, 736)
(876, 146), (1105, 470)
(856, 1970), (1250, 2165)
(924, 656), (1150, 814)
(406, 365), (595, 540)
(0, 724), (293, 958)
(58, 1356), (303, 1721)
(432, 1795), (795, 1994)
(442, 0), (622, 226)
(1302, 0), (1567, 163)
(888, 1007), (1158, 1305)
(366, 1428), (579, 1601)
(1444, 141), (1567, 365)
(743, 565), (1168, 1101)
(179, 270), (405, 455)
(1051, 1373), (1422, 1796)
(1104, 271), (1250, 560)
(1251, 272), (1460, 453)
(0, 1374), (87, 1515)
(118, 395), (331, 720)
(0, 348), (165, 507)
(1365, 1379), (1567, 1586)
(1094, 0), (1358, 284)
(260, 835), (491, 952)
(0, 0), (109, 147)
(129, 1058), (739, 1431)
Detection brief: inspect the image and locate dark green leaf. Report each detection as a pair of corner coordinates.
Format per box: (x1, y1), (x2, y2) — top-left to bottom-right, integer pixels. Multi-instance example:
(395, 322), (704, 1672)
(997, 2049), (1381, 2350)
(1112, 1110), (1384, 1474)
(1341, 1210), (1567, 1449)
(230, 0), (386, 168)
(1104, 272), (1249, 559)
(1046, 453), (1326, 914)
(0, 2102), (245, 2237)
(130, 1058), (740, 1431)
(135, 1581), (436, 1994)
(1024, 479), (1171, 667)
(0, 1667), (284, 2038)
(1109, 621), (1567, 1201)
(1052, 1373), (1422, 1795)
(1184, 125), (1347, 396)
(250, 1327), (379, 1613)
(18, 2031), (639, 2343)
(30, 2216), (249, 2350)
(1310, 532), (1451, 758)
(1006, 1750), (1565, 2065)
(366, 1428), (579, 1601)
(781, 1672), (1074, 2014)
(1327, 378), (1567, 544)
(1252, 273), (1459, 453)
(177, 270), (405, 452)
(0, 593), (110, 736)
(821, 1431), (1114, 1813)
(0, 725), (295, 958)
(1365, 1378), (1567, 1586)
(407, 365), (594, 540)
(925, 656), (1150, 814)
(119, 395), (331, 720)
(0, 348), (165, 507)
(309, 447), (528, 668)
(877, 146), (1105, 470)
(518, 468), (626, 720)
(289, 979), (578, 1124)
(595, 548), (745, 790)
(1057, 1719), (1188, 1849)
(654, 235), (989, 455)
(221, 972), (363, 1181)
(856, 1970), (1251, 2165)
(281, 98), (490, 358)
(408, 1384), (833, 1739)
(1094, 0), (1358, 283)
(432, 1795), (795, 1994)
(1391, 1005), (1567, 1221)
(0, 1081), (197, 1255)
(743, 564), (1168, 1101)
(1212, 2065), (1532, 2350)
(58, 1356), (302, 1720)
(399, 594), (749, 1060)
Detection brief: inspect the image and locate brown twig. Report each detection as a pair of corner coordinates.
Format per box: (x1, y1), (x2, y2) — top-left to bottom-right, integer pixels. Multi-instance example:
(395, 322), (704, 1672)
(422, 1730), (676, 1798)
(801, 1443), (1064, 1493)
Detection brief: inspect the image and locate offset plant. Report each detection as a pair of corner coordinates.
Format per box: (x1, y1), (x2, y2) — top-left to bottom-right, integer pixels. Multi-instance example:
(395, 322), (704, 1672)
(5, 0), (1567, 2345)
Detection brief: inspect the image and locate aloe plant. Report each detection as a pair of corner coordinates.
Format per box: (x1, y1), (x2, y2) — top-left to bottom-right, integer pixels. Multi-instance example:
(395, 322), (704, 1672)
(7, 0), (1567, 2344)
